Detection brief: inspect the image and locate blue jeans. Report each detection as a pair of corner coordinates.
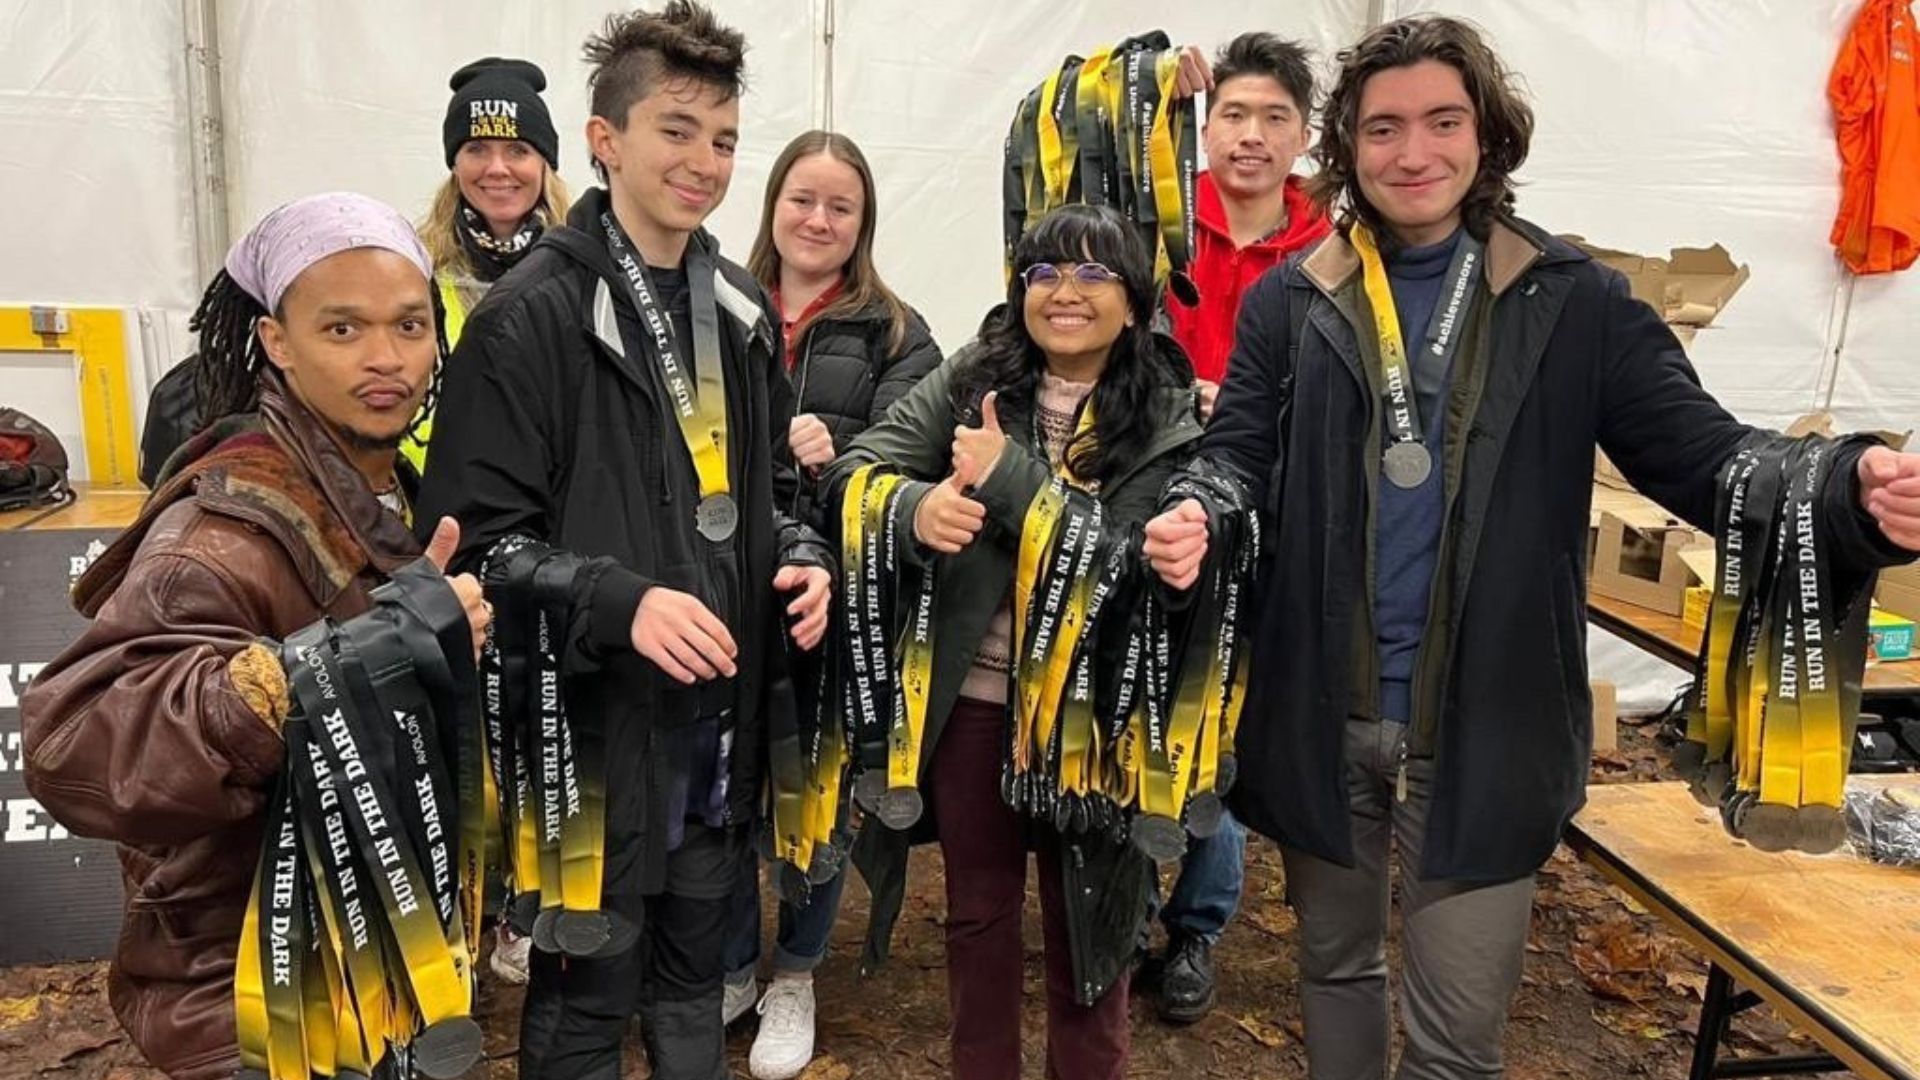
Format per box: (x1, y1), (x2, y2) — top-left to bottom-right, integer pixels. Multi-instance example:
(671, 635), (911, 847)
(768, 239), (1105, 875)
(1156, 808), (1246, 943)
(722, 842), (848, 975)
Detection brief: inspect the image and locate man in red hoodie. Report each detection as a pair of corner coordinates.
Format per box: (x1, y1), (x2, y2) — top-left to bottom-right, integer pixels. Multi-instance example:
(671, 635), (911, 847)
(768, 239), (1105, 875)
(1143, 33), (1332, 1027)
(1170, 33), (1332, 421)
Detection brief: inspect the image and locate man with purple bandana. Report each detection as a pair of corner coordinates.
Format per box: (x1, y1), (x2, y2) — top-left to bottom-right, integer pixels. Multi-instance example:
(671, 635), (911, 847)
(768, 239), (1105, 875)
(22, 193), (489, 1080)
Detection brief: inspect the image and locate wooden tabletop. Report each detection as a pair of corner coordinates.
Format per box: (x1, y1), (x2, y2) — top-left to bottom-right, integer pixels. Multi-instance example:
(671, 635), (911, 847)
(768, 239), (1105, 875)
(1587, 590), (1920, 697)
(0, 483), (145, 532)
(1568, 779), (1920, 1080)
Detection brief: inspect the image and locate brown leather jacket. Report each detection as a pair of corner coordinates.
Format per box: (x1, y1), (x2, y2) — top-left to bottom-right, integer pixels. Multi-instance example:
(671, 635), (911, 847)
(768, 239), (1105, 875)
(22, 374), (421, 1080)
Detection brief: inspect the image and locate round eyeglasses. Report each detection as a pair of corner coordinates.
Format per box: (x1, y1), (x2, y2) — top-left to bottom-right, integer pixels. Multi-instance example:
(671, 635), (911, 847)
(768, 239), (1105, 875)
(1020, 261), (1124, 293)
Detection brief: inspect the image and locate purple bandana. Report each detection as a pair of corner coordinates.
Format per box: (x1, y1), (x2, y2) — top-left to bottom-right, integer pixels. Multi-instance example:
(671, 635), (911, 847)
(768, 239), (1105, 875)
(225, 191), (432, 311)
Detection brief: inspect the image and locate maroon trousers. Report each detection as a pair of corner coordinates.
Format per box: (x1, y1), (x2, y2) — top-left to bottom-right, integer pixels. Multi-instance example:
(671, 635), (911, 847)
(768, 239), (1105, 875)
(929, 696), (1129, 1080)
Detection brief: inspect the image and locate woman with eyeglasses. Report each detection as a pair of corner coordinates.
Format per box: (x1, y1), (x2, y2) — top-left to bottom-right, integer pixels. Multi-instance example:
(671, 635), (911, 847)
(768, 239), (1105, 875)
(820, 203), (1202, 1080)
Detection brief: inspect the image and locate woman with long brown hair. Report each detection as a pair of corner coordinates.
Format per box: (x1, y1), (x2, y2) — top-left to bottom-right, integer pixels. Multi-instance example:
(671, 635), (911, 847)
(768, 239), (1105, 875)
(721, 129), (941, 1080)
(747, 129), (943, 494)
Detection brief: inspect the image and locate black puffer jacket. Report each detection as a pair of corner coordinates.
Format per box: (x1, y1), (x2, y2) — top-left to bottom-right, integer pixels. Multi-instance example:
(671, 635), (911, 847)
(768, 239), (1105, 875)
(789, 300), (942, 453)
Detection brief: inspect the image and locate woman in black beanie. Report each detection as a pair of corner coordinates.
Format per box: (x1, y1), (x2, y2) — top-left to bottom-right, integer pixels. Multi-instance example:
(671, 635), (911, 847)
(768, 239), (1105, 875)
(408, 56), (571, 471)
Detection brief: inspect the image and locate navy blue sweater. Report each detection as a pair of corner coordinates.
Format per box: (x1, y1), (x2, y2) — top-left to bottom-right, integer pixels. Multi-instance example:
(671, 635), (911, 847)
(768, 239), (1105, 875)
(1374, 229), (1462, 724)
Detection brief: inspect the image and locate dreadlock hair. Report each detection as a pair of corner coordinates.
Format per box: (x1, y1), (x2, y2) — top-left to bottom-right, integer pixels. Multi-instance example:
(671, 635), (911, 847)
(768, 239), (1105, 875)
(187, 268), (449, 440)
(189, 269), (270, 423)
(582, 2), (748, 184)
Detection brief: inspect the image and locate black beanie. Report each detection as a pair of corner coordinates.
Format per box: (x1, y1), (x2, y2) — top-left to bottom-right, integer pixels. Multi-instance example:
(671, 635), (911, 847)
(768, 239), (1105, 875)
(443, 57), (559, 170)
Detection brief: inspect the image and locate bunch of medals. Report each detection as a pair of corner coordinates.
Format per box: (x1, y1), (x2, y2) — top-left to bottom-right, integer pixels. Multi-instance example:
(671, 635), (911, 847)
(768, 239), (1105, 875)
(1672, 438), (1880, 853)
(1014, 468), (1260, 863)
(759, 600), (853, 902)
(752, 482), (867, 902)
(1003, 30), (1199, 302)
(827, 437), (1261, 870)
(828, 463), (936, 847)
(234, 559), (485, 1080)
(475, 536), (634, 960)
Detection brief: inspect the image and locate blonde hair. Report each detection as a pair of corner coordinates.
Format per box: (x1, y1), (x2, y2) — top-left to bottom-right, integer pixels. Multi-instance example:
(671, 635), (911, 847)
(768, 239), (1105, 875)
(420, 166), (573, 281)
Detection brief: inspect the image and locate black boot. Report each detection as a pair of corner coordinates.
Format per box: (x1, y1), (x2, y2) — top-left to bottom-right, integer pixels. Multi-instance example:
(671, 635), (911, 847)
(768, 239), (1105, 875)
(1157, 932), (1216, 1024)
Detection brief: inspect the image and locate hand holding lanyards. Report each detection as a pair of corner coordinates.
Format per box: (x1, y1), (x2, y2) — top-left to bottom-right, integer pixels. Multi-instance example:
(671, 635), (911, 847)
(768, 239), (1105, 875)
(1857, 445), (1920, 551)
(1143, 497), (1209, 591)
(421, 515), (490, 659)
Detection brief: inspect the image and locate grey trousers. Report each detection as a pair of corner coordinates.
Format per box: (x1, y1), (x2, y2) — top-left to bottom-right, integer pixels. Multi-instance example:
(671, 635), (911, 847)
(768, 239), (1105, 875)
(1279, 719), (1536, 1080)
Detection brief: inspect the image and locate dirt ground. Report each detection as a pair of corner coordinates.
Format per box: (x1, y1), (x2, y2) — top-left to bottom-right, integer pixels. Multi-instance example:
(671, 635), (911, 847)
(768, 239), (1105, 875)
(0, 718), (1838, 1080)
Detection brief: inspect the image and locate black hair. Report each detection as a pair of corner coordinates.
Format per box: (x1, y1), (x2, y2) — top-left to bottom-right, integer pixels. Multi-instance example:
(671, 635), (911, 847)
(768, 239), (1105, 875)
(952, 204), (1191, 487)
(189, 270), (270, 423)
(1210, 32), (1316, 120)
(582, 1), (748, 183)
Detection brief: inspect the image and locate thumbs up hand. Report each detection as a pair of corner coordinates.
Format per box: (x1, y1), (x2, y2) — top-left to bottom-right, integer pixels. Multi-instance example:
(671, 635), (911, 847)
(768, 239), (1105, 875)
(951, 391), (1007, 491)
(913, 451), (988, 554)
(421, 515), (490, 659)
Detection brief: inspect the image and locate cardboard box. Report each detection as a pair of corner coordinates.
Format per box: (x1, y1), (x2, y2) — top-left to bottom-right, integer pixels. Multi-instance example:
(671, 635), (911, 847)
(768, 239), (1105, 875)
(1594, 449), (1632, 491)
(1870, 607), (1915, 662)
(1573, 235), (1750, 494)
(1683, 585), (1712, 632)
(1589, 483), (1681, 533)
(1589, 511), (1706, 616)
(1590, 679), (1618, 754)
(1565, 237), (1751, 349)
(1876, 562), (1920, 623)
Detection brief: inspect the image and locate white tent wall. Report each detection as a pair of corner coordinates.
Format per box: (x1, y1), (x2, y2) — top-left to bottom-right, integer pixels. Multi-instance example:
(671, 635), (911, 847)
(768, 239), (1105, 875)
(0, 1), (203, 445)
(0, 2), (198, 312)
(1834, 268), (1920, 435)
(218, 0), (824, 274)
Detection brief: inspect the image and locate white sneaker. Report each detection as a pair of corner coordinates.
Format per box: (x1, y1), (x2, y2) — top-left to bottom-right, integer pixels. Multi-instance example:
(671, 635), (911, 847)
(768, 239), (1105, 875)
(489, 926), (530, 986)
(722, 966), (758, 1027)
(748, 975), (817, 1080)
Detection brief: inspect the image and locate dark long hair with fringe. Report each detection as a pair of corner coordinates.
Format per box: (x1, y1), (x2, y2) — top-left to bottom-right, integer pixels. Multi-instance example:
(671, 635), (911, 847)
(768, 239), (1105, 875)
(951, 204), (1190, 487)
(1307, 15), (1533, 247)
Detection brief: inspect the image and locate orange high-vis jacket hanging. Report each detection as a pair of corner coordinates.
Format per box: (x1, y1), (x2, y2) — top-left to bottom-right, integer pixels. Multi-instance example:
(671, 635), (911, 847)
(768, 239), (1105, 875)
(1829, 0), (1920, 274)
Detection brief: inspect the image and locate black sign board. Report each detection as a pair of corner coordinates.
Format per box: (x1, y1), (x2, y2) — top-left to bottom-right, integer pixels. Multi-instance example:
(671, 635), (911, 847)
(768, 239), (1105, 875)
(0, 528), (126, 964)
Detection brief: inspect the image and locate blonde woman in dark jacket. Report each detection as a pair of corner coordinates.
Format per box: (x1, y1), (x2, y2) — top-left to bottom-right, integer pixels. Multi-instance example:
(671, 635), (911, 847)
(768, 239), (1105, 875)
(722, 129), (942, 1080)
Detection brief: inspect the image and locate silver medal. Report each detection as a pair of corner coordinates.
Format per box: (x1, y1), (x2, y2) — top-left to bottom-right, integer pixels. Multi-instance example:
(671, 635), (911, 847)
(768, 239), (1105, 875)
(695, 492), (738, 542)
(1382, 442), (1433, 489)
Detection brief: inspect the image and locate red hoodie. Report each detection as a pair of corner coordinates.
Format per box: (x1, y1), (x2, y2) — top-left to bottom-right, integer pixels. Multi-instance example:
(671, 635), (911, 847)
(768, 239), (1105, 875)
(1169, 171), (1331, 383)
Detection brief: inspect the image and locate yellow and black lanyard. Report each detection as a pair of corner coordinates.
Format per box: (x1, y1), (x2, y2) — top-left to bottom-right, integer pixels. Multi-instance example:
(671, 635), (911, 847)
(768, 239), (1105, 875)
(237, 559), (487, 1080)
(1676, 438), (1876, 853)
(1003, 32), (1198, 299)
